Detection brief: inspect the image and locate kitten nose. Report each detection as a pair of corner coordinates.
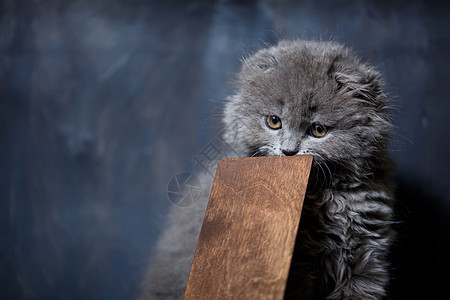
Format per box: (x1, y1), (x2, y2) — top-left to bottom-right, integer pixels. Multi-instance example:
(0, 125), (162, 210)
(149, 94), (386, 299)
(282, 149), (299, 156)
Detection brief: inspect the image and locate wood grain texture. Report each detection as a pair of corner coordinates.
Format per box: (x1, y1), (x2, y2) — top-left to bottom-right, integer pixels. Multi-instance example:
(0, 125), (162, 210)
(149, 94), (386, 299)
(184, 155), (313, 300)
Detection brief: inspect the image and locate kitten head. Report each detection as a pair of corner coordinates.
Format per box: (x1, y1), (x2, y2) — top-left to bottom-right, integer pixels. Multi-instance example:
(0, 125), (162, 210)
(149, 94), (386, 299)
(223, 40), (392, 185)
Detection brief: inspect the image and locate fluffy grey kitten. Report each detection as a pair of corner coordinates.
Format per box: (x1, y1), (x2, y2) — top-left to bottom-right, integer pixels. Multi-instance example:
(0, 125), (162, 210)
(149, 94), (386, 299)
(142, 40), (395, 300)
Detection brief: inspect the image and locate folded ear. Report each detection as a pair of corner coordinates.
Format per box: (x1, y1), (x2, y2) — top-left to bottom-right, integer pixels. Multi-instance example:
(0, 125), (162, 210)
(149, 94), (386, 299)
(240, 48), (277, 75)
(330, 58), (385, 104)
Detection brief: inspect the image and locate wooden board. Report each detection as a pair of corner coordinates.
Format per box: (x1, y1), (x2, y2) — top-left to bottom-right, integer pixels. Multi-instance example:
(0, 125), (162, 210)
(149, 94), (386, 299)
(184, 155), (313, 300)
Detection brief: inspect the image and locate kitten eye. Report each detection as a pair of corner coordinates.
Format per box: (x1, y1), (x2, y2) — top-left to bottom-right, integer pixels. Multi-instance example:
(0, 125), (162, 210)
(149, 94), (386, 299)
(309, 123), (328, 138)
(266, 115), (282, 130)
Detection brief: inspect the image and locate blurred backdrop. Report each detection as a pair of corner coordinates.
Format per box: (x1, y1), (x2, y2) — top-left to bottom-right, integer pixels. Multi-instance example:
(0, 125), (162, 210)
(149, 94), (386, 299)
(1, 0), (449, 299)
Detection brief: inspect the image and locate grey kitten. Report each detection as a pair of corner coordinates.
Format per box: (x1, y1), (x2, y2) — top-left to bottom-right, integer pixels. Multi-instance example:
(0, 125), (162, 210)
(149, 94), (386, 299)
(142, 40), (395, 300)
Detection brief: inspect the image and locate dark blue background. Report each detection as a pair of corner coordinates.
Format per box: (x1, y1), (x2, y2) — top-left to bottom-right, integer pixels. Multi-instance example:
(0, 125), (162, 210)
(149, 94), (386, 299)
(1, 0), (449, 298)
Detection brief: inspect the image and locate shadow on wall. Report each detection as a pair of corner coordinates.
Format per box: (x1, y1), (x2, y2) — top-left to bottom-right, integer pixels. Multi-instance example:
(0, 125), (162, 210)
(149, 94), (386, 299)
(390, 178), (449, 299)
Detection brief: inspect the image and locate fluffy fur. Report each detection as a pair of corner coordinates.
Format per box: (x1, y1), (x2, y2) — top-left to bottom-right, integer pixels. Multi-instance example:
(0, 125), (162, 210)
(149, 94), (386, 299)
(142, 40), (395, 300)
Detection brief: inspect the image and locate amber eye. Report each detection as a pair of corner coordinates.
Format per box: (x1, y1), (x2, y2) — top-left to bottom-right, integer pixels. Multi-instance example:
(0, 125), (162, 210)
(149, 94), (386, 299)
(310, 123), (327, 138)
(266, 115), (282, 130)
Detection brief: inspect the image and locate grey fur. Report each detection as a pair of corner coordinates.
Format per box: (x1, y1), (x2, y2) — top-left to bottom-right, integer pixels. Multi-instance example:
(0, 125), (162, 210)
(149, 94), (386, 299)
(141, 172), (213, 299)
(142, 40), (395, 300)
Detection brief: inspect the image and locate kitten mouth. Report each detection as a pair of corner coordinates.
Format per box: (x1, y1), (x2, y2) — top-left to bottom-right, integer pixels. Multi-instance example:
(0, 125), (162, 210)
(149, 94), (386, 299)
(248, 146), (316, 158)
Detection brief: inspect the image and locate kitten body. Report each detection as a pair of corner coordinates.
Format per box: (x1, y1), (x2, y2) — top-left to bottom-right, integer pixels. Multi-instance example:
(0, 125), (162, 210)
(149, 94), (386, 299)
(142, 40), (395, 300)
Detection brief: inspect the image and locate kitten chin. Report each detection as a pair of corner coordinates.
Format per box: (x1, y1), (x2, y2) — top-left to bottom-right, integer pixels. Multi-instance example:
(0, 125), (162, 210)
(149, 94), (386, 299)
(142, 40), (395, 300)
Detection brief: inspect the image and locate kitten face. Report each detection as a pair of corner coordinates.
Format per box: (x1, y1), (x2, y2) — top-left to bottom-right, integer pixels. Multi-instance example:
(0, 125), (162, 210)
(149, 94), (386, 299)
(224, 41), (392, 181)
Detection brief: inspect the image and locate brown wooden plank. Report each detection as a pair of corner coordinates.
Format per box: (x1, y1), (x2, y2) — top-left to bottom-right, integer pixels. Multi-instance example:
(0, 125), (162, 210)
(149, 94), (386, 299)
(184, 155), (313, 300)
